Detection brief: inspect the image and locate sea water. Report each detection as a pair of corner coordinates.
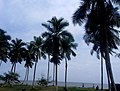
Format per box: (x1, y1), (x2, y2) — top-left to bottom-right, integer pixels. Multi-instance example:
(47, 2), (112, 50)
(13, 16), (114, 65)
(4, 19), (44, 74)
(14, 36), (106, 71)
(49, 82), (108, 89)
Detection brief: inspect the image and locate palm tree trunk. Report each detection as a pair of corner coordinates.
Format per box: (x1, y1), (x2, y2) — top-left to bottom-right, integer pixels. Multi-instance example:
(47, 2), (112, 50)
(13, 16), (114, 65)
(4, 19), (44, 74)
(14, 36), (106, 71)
(14, 63), (16, 73)
(53, 63), (55, 86)
(105, 27), (116, 91)
(65, 57), (67, 91)
(105, 45), (116, 91)
(26, 67), (29, 85)
(105, 59), (111, 91)
(101, 55), (103, 91)
(21, 67), (28, 85)
(11, 63), (14, 72)
(32, 61), (38, 88)
(47, 54), (50, 86)
(55, 63), (58, 91)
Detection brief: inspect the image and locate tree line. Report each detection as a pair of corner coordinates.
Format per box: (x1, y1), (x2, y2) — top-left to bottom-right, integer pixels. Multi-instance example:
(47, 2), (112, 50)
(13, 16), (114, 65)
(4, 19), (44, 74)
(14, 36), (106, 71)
(0, 17), (77, 91)
(0, 0), (120, 91)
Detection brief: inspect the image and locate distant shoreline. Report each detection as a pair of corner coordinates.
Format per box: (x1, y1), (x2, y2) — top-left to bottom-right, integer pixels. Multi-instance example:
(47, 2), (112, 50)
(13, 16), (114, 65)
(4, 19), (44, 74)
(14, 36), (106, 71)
(18, 80), (108, 89)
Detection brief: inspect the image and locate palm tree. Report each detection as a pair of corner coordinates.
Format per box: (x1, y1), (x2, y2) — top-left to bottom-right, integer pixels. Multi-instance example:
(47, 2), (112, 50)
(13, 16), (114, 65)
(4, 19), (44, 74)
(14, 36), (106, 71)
(42, 16), (73, 91)
(0, 29), (11, 66)
(42, 37), (53, 86)
(9, 38), (26, 73)
(30, 36), (46, 88)
(61, 37), (77, 91)
(73, 0), (120, 91)
(22, 44), (34, 85)
(91, 49), (104, 91)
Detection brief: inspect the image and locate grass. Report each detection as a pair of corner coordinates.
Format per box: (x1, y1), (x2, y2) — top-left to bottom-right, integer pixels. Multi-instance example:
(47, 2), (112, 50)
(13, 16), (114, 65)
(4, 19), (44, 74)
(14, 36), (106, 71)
(0, 85), (108, 91)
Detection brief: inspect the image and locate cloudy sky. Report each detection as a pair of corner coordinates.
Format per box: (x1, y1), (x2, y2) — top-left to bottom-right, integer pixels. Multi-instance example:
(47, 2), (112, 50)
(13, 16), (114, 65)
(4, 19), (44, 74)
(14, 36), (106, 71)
(0, 0), (120, 84)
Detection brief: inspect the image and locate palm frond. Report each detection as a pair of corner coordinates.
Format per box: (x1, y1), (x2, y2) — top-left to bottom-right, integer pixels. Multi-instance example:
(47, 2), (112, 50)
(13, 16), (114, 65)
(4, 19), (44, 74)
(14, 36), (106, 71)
(41, 23), (53, 33)
(41, 32), (52, 39)
(72, 0), (91, 25)
(60, 31), (75, 42)
(59, 22), (69, 30)
(111, 0), (120, 4)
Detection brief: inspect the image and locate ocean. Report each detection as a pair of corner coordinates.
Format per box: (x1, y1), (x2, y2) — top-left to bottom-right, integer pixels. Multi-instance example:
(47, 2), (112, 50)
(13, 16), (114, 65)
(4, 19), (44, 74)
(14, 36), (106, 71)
(50, 82), (108, 89)
(23, 81), (108, 89)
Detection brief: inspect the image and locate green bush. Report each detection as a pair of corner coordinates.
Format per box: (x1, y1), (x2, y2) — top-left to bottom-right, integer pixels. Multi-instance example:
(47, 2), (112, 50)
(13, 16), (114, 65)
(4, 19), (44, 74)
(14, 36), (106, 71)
(36, 76), (47, 86)
(0, 71), (20, 85)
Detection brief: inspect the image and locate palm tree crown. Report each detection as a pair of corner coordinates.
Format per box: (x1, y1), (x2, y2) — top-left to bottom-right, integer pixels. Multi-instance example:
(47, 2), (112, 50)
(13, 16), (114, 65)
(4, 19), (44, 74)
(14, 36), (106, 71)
(0, 29), (11, 63)
(61, 37), (77, 60)
(9, 38), (26, 72)
(30, 36), (46, 61)
(42, 16), (73, 64)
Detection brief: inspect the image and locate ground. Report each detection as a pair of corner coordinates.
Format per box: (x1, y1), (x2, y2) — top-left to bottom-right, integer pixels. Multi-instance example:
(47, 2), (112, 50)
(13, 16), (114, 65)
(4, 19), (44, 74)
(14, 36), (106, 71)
(0, 85), (108, 91)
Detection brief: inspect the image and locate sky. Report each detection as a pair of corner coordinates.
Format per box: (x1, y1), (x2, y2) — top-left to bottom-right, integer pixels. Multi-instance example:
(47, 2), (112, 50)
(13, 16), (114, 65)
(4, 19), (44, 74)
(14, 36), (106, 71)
(0, 0), (120, 84)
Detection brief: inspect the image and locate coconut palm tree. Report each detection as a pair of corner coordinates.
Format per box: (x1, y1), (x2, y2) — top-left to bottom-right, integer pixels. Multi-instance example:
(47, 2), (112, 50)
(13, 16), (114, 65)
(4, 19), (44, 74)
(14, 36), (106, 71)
(91, 47), (105, 91)
(73, 0), (120, 91)
(61, 37), (77, 91)
(22, 44), (34, 85)
(42, 16), (73, 91)
(30, 36), (46, 88)
(9, 38), (26, 73)
(41, 36), (53, 86)
(0, 29), (11, 66)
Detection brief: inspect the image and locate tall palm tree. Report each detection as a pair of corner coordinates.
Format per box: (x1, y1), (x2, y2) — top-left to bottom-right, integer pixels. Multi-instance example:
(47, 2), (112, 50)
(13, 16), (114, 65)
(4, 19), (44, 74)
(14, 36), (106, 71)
(9, 38), (26, 73)
(0, 29), (11, 66)
(73, 0), (120, 91)
(22, 44), (34, 85)
(91, 49), (104, 91)
(42, 16), (73, 91)
(42, 37), (53, 86)
(61, 37), (77, 91)
(30, 36), (46, 88)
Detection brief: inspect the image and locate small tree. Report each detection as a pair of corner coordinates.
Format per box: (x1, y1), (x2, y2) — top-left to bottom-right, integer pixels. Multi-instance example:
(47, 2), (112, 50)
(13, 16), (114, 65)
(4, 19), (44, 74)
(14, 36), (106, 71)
(37, 75), (49, 87)
(0, 71), (20, 85)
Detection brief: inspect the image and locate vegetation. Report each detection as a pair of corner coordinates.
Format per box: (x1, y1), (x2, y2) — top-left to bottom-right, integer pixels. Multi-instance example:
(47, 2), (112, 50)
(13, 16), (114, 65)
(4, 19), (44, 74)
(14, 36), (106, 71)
(36, 75), (48, 86)
(9, 38), (26, 73)
(0, 29), (11, 66)
(73, 0), (120, 91)
(21, 44), (34, 85)
(0, 0), (120, 91)
(0, 71), (20, 85)
(0, 85), (108, 91)
(42, 16), (77, 91)
(30, 36), (46, 88)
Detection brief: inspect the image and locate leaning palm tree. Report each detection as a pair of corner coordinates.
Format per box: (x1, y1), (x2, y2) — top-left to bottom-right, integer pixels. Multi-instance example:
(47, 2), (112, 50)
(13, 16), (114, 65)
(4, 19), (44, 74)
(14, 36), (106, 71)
(42, 16), (73, 91)
(73, 0), (120, 91)
(9, 38), (26, 73)
(0, 29), (11, 66)
(30, 36), (46, 88)
(61, 37), (77, 91)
